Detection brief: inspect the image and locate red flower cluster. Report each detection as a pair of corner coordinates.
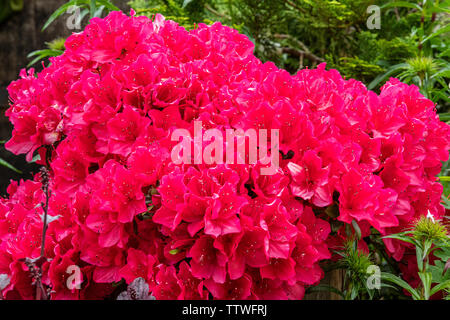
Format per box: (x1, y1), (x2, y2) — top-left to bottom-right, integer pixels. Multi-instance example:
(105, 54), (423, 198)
(1, 11), (449, 299)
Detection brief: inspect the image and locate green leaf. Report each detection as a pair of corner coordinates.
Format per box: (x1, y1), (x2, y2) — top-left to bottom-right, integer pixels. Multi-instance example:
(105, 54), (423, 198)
(429, 260), (450, 284)
(31, 153), (41, 163)
(89, 0), (97, 19)
(27, 49), (64, 67)
(381, 1), (422, 11)
(422, 24), (450, 44)
(427, 0), (450, 14)
(439, 113), (450, 122)
(434, 246), (450, 261)
(182, 0), (194, 8)
(380, 282), (399, 290)
(440, 176), (450, 182)
(430, 280), (450, 297)
(441, 194), (450, 209)
(383, 233), (417, 246)
(431, 65), (450, 79)
(345, 223), (352, 238)
(368, 63), (408, 90)
(422, 240), (433, 260)
(79, 8), (90, 23)
(10, 0), (23, 11)
(325, 203), (340, 219)
(95, 0), (120, 12)
(351, 220), (361, 240)
(416, 245), (424, 272)
(42, 0), (89, 31)
(350, 283), (359, 300)
(381, 272), (421, 300)
(27, 49), (63, 59)
(93, 5), (105, 18)
(0, 158), (22, 174)
(418, 272), (432, 299)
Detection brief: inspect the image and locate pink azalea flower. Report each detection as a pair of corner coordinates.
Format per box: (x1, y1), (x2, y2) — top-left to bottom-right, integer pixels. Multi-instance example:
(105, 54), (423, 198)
(188, 236), (228, 283)
(260, 200), (297, 259)
(287, 151), (332, 207)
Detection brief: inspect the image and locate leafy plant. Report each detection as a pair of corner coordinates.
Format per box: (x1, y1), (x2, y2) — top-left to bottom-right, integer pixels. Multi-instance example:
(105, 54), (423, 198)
(382, 216), (450, 300)
(334, 239), (379, 300)
(42, 0), (120, 31)
(27, 38), (66, 67)
(128, 0), (449, 109)
(27, 0), (120, 66)
(369, 56), (449, 103)
(368, 0), (450, 109)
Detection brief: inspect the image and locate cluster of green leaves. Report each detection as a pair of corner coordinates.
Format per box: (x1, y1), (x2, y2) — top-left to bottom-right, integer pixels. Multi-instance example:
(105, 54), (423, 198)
(368, 1), (450, 109)
(309, 216), (450, 300)
(329, 239), (381, 300)
(129, 0), (449, 110)
(128, 0), (219, 30)
(31, 1), (449, 109)
(27, 0), (120, 67)
(42, 0), (120, 31)
(27, 37), (66, 67)
(309, 220), (402, 300)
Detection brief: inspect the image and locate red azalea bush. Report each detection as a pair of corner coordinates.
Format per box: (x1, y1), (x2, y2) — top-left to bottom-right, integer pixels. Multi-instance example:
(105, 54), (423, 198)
(1, 11), (449, 300)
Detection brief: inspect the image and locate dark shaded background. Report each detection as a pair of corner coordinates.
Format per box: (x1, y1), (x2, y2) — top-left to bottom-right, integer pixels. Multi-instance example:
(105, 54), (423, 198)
(0, 0), (129, 196)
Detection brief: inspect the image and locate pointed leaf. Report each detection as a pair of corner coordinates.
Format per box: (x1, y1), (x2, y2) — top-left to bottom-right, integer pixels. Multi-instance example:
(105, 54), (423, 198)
(368, 63), (408, 89)
(0, 158), (22, 174)
(182, 0), (194, 8)
(418, 272), (432, 299)
(42, 0), (89, 31)
(430, 280), (450, 297)
(422, 24), (450, 44)
(95, 0), (120, 12)
(352, 220), (362, 240)
(381, 272), (421, 300)
(381, 2), (422, 10)
(383, 233), (417, 246)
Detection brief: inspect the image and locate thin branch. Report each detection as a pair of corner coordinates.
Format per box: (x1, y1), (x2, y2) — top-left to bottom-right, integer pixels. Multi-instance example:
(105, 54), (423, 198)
(31, 147), (53, 300)
(394, 7), (400, 21)
(39, 167), (50, 258)
(284, 0), (307, 14)
(204, 4), (231, 20)
(281, 47), (324, 63)
(274, 33), (324, 64)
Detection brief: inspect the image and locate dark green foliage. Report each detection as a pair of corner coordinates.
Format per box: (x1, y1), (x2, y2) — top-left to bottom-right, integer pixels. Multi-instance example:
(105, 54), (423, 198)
(129, 0), (449, 110)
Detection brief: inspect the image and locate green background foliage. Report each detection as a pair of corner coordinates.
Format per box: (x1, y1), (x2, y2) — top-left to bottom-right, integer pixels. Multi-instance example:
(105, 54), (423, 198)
(128, 0), (449, 110)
